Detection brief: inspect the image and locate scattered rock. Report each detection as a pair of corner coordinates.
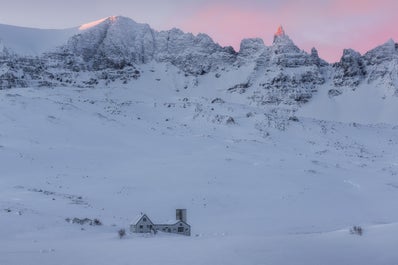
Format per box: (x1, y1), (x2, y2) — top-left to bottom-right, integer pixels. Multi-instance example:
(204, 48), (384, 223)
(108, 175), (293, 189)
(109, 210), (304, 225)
(65, 217), (103, 226)
(211, 98), (225, 104)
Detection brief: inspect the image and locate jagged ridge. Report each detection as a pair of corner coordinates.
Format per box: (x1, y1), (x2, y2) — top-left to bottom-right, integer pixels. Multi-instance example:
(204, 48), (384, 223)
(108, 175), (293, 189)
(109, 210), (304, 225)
(0, 16), (397, 105)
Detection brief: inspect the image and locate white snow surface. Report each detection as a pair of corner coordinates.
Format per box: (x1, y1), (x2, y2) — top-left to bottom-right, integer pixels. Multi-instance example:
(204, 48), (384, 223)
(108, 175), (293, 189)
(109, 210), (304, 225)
(1, 63), (398, 265)
(298, 82), (398, 124)
(0, 23), (79, 55)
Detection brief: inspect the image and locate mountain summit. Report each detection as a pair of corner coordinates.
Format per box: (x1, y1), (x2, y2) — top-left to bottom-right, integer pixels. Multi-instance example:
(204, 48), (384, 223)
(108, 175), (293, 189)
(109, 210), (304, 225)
(272, 25), (299, 53)
(78, 16), (119, 30)
(274, 25), (286, 38)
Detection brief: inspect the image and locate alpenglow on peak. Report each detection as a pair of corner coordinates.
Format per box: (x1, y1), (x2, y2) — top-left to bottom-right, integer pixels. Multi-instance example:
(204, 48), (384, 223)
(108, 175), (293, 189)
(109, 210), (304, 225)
(275, 25), (285, 37)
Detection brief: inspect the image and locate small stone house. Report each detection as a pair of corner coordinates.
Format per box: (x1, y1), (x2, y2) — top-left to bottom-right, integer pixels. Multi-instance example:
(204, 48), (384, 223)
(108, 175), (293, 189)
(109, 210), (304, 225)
(131, 209), (191, 236)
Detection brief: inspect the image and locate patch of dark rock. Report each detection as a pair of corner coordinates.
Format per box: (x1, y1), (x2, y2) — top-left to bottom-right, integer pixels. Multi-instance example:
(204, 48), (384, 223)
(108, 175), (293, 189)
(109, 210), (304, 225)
(226, 117), (235, 125)
(211, 98), (225, 104)
(66, 217), (102, 226)
(246, 112), (254, 118)
(228, 83), (250, 93)
(328, 89), (342, 97)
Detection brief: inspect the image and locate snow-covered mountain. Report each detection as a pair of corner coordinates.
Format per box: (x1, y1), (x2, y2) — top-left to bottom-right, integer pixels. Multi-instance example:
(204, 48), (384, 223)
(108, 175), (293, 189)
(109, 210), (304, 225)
(62, 16), (236, 74)
(1, 16), (398, 265)
(300, 39), (398, 124)
(0, 16), (397, 124)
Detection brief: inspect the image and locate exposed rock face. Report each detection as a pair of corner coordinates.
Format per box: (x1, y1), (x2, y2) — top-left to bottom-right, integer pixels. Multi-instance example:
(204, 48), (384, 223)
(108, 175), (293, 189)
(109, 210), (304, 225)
(363, 40), (398, 89)
(310, 47), (328, 67)
(272, 27), (301, 56)
(62, 17), (156, 69)
(333, 49), (366, 87)
(60, 16), (236, 75)
(238, 27), (327, 106)
(363, 39), (397, 65)
(155, 29), (236, 75)
(238, 38), (266, 61)
(332, 39), (398, 93)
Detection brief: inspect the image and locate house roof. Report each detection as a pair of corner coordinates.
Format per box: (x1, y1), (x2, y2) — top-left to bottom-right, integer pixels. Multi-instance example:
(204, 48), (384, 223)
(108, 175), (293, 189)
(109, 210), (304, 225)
(160, 219), (181, 225)
(157, 220), (191, 227)
(132, 213), (153, 225)
(131, 213), (190, 227)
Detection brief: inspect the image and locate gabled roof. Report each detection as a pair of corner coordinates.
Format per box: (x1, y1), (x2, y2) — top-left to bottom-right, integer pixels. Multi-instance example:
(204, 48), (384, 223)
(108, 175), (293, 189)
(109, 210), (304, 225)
(132, 213), (154, 225)
(132, 213), (190, 227)
(177, 220), (191, 227)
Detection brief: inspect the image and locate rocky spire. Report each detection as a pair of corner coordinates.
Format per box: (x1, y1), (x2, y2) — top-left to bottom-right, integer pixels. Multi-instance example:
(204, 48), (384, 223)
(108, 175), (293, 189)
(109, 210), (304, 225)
(273, 25), (289, 44)
(274, 25), (285, 38)
(271, 25), (300, 54)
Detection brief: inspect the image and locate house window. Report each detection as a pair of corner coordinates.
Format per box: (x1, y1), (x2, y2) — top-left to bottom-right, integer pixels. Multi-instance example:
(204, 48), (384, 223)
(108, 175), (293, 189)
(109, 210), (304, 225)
(139, 225), (143, 229)
(178, 227), (184, 233)
(143, 217), (147, 222)
(147, 225), (152, 229)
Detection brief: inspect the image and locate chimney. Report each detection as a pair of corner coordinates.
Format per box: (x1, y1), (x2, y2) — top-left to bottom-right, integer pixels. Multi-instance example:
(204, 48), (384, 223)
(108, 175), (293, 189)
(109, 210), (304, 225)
(176, 209), (187, 223)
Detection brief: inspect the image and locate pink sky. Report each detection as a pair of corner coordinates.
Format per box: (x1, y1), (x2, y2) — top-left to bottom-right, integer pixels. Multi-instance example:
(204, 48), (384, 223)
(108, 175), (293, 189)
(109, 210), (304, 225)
(168, 0), (398, 62)
(0, 0), (397, 62)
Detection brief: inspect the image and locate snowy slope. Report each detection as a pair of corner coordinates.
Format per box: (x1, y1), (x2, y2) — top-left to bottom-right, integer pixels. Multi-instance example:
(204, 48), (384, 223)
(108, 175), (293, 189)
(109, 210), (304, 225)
(0, 23), (79, 55)
(298, 82), (398, 124)
(299, 39), (398, 124)
(1, 64), (398, 265)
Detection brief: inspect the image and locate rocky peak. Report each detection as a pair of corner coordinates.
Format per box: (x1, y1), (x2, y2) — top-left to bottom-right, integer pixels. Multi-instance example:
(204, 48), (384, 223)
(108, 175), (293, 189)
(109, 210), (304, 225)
(363, 39), (397, 65)
(359, 39), (398, 88)
(58, 16), (238, 74)
(242, 28), (327, 107)
(239, 38), (266, 57)
(309, 47), (328, 66)
(310, 47), (319, 58)
(342, 48), (362, 59)
(266, 26), (319, 69)
(63, 16), (156, 69)
(274, 26), (285, 39)
(272, 26), (300, 54)
(78, 16), (118, 31)
(333, 49), (366, 86)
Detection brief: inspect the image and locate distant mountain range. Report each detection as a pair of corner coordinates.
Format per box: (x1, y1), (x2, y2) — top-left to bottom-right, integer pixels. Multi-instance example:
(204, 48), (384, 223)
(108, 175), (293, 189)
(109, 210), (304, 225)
(0, 16), (397, 124)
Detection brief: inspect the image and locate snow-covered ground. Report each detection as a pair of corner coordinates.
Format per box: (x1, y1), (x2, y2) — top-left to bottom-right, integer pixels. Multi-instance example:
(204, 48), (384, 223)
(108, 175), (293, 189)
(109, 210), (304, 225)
(1, 65), (398, 264)
(299, 82), (398, 125)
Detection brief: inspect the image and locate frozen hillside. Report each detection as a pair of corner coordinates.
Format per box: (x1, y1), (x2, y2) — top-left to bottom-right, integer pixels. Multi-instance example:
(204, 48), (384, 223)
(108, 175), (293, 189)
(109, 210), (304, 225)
(1, 69), (398, 264)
